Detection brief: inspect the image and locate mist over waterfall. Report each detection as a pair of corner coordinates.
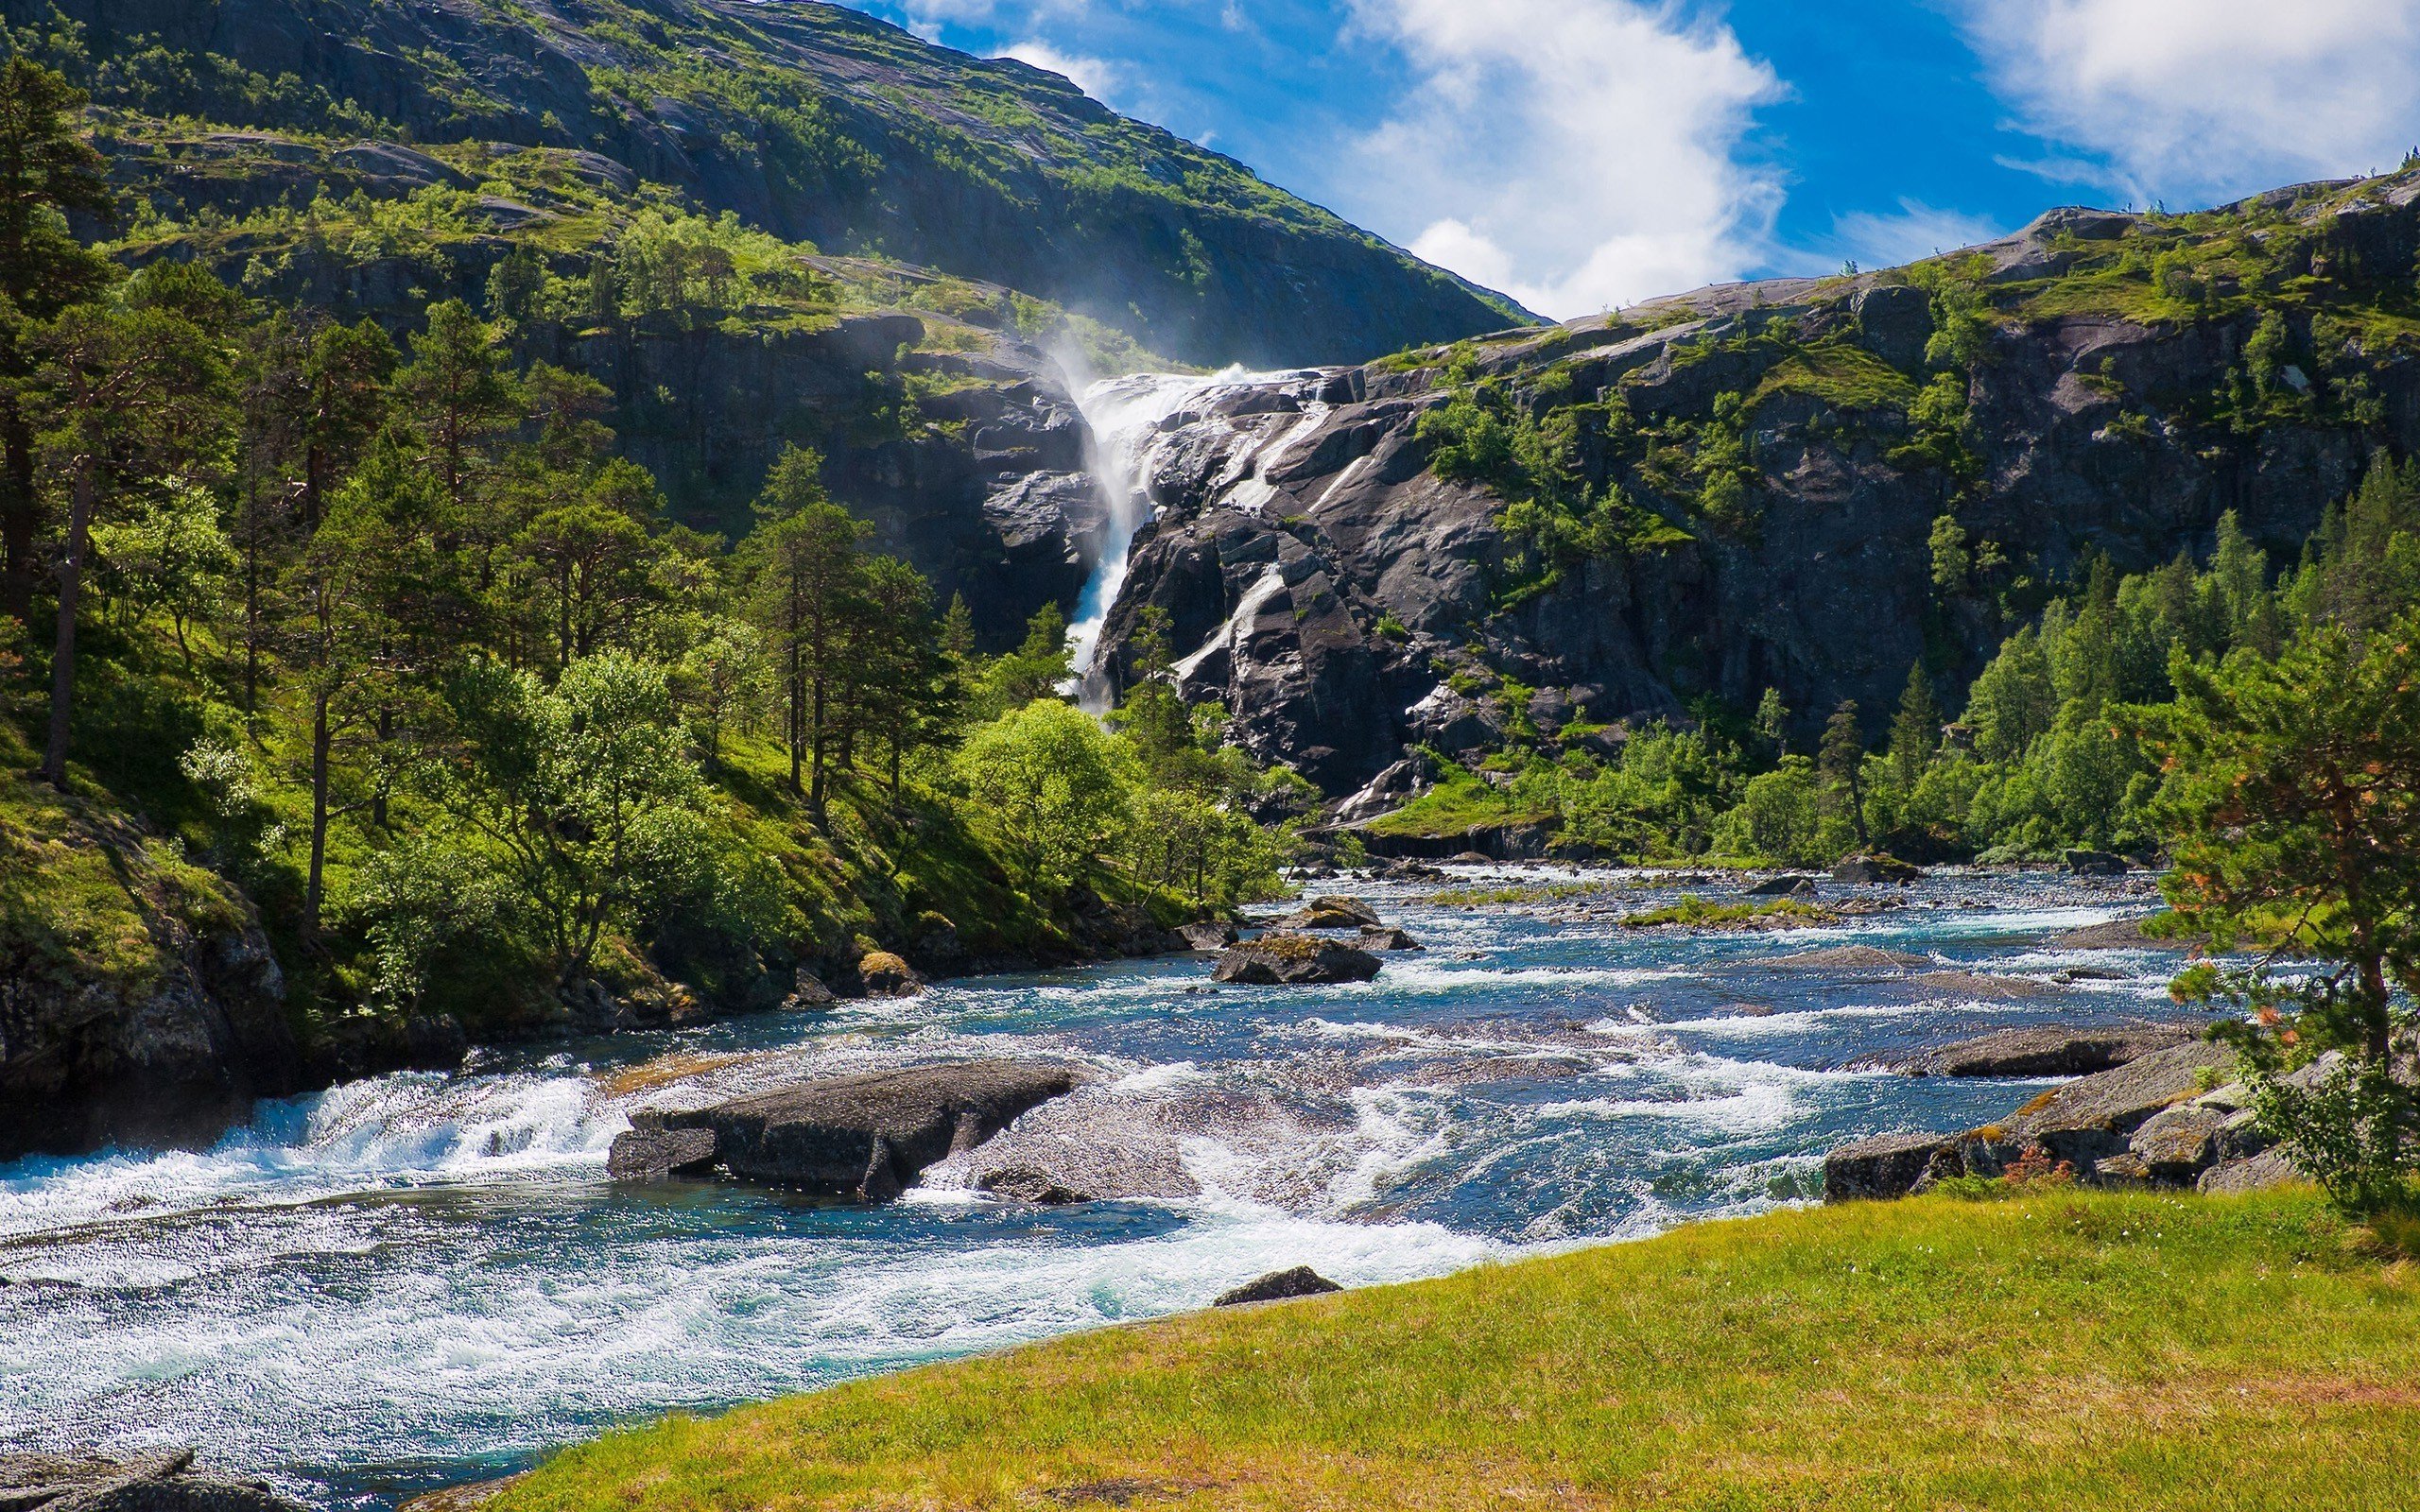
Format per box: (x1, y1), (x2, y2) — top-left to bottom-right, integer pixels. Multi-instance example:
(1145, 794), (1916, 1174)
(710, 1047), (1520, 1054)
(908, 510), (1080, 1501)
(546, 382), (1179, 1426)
(1066, 368), (1309, 713)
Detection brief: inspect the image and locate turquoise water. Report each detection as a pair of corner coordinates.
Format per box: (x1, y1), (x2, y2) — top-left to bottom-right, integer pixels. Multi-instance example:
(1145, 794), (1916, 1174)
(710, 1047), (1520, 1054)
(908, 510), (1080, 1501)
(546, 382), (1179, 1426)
(0, 868), (2177, 1507)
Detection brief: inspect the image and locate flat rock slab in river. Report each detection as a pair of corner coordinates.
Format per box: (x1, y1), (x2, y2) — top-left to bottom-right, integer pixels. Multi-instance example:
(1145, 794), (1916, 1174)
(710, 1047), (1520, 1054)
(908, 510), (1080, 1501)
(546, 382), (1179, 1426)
(657, 1061), (1082, 1200)
(1757, 945), (1933, 971)
(1896, 971), (2057, 1003)
(1894, 1024), (2195, 1077)
(2051, 917), (2190, 951)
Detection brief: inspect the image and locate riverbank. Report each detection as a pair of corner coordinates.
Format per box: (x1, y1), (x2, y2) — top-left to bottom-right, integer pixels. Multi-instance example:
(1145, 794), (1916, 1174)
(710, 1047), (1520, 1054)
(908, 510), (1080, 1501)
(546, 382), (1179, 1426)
(1, 869), (2208, 1505)
(477, 1188), (2418, 1512)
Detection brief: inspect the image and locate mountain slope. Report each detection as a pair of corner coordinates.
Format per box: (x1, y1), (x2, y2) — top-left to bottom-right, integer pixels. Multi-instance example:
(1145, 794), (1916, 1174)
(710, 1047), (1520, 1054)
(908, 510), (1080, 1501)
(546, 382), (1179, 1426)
(1093, 173), (2420, 793)
(5, 0), (1528, 367)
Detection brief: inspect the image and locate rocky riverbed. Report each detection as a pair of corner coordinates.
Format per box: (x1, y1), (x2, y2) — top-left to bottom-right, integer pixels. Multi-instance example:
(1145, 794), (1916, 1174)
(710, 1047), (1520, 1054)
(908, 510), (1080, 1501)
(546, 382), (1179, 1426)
(1, 867), (2214, 1509)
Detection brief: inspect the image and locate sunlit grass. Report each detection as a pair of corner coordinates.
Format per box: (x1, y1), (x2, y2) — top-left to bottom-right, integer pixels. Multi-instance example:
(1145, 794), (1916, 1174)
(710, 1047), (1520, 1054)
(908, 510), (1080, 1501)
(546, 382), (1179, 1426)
(493, 1191), (2418, 1512)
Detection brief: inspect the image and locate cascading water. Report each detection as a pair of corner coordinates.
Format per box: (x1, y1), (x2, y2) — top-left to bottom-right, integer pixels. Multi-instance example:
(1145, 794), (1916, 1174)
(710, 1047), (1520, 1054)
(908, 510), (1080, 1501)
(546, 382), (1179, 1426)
(0, 873), (2174, 1507)
(1064, 368), (1315, 713)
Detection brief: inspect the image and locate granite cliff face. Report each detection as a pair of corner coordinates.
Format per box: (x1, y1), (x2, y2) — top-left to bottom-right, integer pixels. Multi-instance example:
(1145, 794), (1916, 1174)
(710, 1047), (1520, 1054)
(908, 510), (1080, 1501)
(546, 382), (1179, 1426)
(1090, 176), (2420, 793)
(8, 0), (1523, 368)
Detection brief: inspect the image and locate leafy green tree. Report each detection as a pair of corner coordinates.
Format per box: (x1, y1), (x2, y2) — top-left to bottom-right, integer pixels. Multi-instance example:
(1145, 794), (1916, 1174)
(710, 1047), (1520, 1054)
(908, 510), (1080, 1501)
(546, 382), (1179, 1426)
(973, 600), (1074, 716)
(91, 480), (232, 666)
(1711, 757), (1824, 865)
(2156, 619), (2420, 1211)
(440, 651), (724, 988)
(1754, 686), (1790, 758)
(1965, 626), (2058, 762)
(956, 699), (1136, 893)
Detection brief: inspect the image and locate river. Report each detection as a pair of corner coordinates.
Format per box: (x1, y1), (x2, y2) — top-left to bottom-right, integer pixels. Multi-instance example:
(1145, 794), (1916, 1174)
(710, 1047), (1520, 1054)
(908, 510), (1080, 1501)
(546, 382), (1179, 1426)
(0, 868), (2177, 1507)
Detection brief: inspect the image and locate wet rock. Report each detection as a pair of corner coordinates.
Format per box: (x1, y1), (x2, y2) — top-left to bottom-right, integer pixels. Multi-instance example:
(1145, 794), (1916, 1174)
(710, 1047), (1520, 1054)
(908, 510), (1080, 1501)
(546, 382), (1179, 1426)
(606, 1125), (719, 1183)
(1357, 926), (1425, 952)
(1332, 756), (1437, 825)
(1211, 936), (1384, 986)
(1180, 922), (1241, 952)
(2051, 917), (2190, 951)
(1745, 873), (1819, 898)
(657, 1061), (1082, 1199)
(856, 951), (925, 999)
(781, 970), (838, 1012)
(1282, 896), (1383, 930)
(1987, 1040), (2236, 1169)
(1899, 971), (2057, 1003)
(0, 1451), (306, 1512)
(1214, 1266), (1343, 1307)
(1894, 1024), (2193, 1078)
(1832, 854), (1924, 885)
(1824, 1130), (1961, 1201)
(1759, 945), (1933, 971)
(2063, 848), (2132, 877)
(2199, 1148), (2304, 1195)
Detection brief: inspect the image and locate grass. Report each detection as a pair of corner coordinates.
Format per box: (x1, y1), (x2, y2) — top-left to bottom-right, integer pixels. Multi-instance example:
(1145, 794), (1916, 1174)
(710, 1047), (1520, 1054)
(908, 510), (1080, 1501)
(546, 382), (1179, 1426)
(1620, 894), (1831, 930)
(490, 1190), (2420, 1512)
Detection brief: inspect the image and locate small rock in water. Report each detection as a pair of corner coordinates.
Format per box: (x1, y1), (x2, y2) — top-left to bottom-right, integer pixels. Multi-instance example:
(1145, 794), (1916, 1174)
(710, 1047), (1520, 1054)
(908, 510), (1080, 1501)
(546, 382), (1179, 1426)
(1358, 925), (1425, 952)
(1281, 896), (1384, 930)
(1179, 921), (1240, 952)
(1759, 945), (1932, 971)
(1745, 873), (1819, 898)
(1832, 854), (1924, 885)
(1215, 1266), (1344, 1307)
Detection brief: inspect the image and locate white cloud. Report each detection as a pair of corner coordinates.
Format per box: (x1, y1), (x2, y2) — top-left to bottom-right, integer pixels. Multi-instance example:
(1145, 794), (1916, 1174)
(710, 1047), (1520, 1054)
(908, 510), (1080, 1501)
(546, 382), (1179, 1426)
(1345, 0), (1785, 320)
(1956, 0), (2420, 204)
(1824, 198), (2005, 271)
(999, 38), (1124, 104)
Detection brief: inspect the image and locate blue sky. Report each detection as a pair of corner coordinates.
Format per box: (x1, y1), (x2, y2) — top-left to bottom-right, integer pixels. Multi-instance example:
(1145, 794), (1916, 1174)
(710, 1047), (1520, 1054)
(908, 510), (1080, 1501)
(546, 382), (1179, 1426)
(848, 0), (2420, 320)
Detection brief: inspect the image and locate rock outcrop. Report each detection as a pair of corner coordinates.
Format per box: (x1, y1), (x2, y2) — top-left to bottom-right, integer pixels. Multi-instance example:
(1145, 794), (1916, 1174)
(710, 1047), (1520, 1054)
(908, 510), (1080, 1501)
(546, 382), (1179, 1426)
(1824, 1131), (1962, 1201)
(0, 1450), (306, 1512)
(643, 1061), (1083, 1199)
(1214, 1267), (1344, 1307)
(1210, 936), (1385, 986)
(0, 806), (298, 1162)
(1089, 176), (2420, 791)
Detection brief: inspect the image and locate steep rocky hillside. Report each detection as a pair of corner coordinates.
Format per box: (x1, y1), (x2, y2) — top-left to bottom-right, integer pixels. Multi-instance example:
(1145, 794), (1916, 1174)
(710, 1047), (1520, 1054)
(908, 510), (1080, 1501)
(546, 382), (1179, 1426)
(1092, 173), (2420, 793)
(4, 0), (1523, 368)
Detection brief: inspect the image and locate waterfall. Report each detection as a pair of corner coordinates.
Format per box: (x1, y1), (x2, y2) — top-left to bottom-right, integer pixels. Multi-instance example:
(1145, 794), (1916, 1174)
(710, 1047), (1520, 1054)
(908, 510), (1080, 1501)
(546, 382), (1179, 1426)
(1065, 367), (1319, 713)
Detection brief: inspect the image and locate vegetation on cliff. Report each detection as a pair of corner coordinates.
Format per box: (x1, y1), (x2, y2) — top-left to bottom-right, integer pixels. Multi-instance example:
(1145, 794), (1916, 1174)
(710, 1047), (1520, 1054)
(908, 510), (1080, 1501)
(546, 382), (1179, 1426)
(486, 1190), (2420, 1512)
(0, 0), (1524, 369)
(0, 58), (1298, 1147)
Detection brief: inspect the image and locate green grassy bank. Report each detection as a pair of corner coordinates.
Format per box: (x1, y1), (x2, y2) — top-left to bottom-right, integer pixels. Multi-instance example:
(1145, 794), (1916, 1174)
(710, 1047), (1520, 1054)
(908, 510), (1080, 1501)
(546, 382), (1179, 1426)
(492, 1190), (2418, 1511)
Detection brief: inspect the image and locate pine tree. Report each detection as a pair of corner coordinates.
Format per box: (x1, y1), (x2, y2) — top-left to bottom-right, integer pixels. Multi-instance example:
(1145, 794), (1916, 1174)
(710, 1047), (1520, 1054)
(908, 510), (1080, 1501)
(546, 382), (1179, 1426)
(0, 56), (115, 621)
(743, 446), (868, 823)
(1818, 701), (1871, 850)
(1889, 663), (1940, 793)
(1754, 686), (1790, 757)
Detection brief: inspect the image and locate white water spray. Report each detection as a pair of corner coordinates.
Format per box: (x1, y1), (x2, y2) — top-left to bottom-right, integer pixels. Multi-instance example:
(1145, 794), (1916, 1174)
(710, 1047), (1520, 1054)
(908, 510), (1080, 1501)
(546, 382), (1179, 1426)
(1064, 367), (1319, 713)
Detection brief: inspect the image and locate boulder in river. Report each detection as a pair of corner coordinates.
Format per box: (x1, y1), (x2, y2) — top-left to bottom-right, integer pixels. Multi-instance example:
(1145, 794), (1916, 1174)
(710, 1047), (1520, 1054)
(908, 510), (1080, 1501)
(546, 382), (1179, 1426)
(1215, 1266), (1344, 1307)
(1746, 873), (1820, 898)
(1211, 935), (1384, 986)
(1180, 921), (1241, 952)
(856, 951), (925, 999)
(0, 1450), (306, 1512)
(1893, 1024), (2194, 1078)
(1358, 926), (1425, 952)
(2063, 848), (2132, 877)
(656, 1061), (1082, 1200)
(1832, 854), (1924, 885)
(1899, 971), (2057, 1003)
(1282, 896), (1384, 930)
